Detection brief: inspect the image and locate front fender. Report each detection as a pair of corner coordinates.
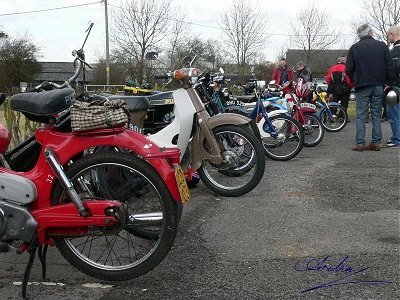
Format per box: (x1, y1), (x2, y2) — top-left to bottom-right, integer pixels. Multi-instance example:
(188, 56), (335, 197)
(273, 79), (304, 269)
(316, 102), (341, 118)
(299, 106), (317, 114)
(206, 112), (251, 129)
(35, 128), (182, 202)
(267, 109), (290, 117)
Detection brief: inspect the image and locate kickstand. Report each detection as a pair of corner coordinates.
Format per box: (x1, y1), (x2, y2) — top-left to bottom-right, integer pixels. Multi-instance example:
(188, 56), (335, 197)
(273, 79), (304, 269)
(22, 243), (38, 299)
(38, 245), (48, 280)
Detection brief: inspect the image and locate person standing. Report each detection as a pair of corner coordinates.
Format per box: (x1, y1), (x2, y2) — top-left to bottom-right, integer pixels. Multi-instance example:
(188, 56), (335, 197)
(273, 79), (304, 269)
(296, 61), (313, 83)
(271, 57), (294, 94)
(382, 25), (400, 147)
(296, 61), (313, 102)
(326, 56), (353, 117)
(346, 24), (395, 151)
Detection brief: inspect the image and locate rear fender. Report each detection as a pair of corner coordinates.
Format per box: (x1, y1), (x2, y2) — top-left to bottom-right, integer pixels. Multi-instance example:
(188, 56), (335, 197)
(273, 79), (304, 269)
(35, 128), (183, 202)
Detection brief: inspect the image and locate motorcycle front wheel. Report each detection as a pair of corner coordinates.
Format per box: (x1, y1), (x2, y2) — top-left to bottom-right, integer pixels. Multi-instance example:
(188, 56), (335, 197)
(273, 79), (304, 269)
(319, 105), (348, 132)
(197, 125), (265, 197)
(50, 152), (178, 281)
(258, 114), (304, 161)
(303, 112), (324, 147)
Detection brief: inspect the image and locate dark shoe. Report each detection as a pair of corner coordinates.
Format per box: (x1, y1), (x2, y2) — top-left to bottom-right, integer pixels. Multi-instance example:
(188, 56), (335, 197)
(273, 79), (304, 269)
(352, 145), (365, 151)
(365, 143), (380, 151)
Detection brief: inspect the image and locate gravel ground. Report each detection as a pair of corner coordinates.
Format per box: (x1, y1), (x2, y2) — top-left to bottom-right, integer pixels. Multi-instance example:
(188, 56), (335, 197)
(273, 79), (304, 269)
(0, 119), (398, 300)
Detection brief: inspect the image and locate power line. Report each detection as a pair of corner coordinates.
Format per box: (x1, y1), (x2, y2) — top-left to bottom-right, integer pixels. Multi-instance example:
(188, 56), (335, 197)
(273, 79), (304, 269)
(0, 2), (101, 17)
(107, 3), (354, 37)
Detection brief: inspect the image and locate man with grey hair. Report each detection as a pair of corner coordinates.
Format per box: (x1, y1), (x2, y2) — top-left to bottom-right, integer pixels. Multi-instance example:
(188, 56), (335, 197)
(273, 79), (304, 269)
(346, 24), (395, 151)
(382, 25), (400, 147)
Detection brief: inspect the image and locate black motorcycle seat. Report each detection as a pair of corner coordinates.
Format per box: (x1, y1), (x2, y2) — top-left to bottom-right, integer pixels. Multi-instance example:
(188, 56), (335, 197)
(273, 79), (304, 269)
(10, 88), (75, 122)
(105, 95), (150, 112)
(149, 91), (173, 100)
(235, 95), (256, 103)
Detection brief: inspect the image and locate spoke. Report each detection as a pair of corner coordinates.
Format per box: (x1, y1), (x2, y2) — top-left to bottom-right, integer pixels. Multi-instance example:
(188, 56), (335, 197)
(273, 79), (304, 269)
(103, 235), (121, 266)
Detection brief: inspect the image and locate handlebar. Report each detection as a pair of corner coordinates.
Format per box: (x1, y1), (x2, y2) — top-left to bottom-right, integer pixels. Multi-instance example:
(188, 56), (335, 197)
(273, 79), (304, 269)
(29, 23), (94, 93)
(154, 74), (169, 80)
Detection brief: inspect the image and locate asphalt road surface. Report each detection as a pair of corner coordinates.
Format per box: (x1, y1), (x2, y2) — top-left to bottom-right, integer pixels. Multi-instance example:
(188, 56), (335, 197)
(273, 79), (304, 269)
(0, 120), (399, 300)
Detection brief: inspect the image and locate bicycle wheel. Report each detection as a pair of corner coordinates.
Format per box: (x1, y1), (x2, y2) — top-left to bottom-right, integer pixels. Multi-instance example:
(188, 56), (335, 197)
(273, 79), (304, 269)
(319, 105), (348, 132)
(197, 125), (265, 197)
(50, 152), (178, 281)
(258, 114), (304, 161)
(303, 112), (324, 147)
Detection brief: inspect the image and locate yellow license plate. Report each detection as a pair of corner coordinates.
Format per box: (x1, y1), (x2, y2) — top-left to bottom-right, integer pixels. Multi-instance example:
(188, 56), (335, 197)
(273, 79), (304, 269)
(174, 166), (190, 205)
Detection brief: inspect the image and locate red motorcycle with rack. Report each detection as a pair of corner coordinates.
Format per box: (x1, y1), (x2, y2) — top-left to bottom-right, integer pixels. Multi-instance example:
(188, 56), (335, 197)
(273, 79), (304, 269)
(0, 23), (188, 299)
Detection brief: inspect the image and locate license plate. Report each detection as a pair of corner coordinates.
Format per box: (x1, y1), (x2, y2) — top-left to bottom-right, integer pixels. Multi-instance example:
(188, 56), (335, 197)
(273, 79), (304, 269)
(174, 166), (190, 205)
(226, 100), (244, 107)
(300, 103), (317, 109)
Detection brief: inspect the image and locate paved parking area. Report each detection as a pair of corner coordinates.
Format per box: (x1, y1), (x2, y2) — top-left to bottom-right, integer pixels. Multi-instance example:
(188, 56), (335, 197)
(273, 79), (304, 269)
(0, 120), (399, 299)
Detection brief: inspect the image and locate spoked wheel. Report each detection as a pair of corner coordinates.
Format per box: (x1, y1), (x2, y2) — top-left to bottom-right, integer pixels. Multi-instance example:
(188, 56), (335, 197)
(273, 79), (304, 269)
(303, 112), (324, 147)
(258, 114), (304, 161)
(198, 125), (265, 197)
(50, 152), (178, 281)
(319, 105), (348, 132)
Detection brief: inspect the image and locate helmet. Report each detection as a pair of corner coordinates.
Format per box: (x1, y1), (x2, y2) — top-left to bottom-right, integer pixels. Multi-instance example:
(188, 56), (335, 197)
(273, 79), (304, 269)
(295, 78), (311, 99)
(385, 87), (400, 106)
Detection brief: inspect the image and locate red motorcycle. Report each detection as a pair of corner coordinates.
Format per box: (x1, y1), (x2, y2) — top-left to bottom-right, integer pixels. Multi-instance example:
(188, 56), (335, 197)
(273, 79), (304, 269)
(0, 25), (188, 299)
(266, 80), (325, 147)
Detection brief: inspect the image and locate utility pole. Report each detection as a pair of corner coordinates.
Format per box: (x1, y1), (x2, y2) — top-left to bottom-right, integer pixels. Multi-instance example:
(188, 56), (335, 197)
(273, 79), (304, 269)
(103, 0), (110, 85)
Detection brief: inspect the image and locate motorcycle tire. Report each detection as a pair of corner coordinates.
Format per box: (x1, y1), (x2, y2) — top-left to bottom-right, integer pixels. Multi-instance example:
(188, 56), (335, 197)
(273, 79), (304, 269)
(92, 145), (183, 240)
(319, 105), (348, 132)
(303, 112), (324, 147)
(197, 125), (265, 197)
(259, 114), (305, 161)
(50, 151), (178, 281)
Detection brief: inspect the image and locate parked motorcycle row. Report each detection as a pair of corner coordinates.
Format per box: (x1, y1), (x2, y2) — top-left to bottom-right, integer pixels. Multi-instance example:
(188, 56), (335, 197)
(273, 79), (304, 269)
(0, 24), (349, 299)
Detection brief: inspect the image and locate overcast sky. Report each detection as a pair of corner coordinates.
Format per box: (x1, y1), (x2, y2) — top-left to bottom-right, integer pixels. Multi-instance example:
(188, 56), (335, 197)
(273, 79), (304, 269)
(0, 0), (364, 64)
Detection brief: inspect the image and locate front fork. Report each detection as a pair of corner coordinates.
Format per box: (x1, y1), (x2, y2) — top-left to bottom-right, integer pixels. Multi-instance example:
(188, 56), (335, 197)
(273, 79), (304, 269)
(194, 110), (224, 167)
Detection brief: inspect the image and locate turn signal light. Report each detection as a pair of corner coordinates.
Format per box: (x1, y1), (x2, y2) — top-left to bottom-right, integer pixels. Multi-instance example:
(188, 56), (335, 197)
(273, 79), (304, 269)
(174, 70), (185, 81)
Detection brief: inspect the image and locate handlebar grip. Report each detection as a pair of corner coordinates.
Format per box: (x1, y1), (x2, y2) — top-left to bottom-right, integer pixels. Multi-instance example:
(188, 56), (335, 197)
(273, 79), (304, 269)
(154, 74), (169, 80)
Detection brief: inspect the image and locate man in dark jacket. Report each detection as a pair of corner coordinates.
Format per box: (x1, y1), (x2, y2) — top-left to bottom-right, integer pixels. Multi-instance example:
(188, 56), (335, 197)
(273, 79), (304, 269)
(382, 25), (400, 147)
(346, 24), (395, 151)
(296, 61), (312, 83)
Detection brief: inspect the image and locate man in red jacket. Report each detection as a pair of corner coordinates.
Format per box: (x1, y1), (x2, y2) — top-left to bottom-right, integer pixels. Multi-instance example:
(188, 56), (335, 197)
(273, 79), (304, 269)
(326, 56), (353, 115)
(271, 57), (294, 94)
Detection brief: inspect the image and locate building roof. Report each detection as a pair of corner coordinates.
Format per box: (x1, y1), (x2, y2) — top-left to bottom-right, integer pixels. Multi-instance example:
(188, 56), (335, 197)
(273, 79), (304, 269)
(286, 49), (349, 77)
(35, 62), (93, 83)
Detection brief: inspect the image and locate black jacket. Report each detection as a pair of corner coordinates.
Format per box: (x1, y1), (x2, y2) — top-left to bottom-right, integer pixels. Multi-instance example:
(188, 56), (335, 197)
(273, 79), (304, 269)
(391, 40), (400, 87)
(296, 67), (312, 83)
(346, 36), (395, 89)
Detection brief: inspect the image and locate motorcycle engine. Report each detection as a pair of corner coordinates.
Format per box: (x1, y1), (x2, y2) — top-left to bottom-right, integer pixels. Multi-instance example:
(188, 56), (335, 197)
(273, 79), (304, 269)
(0, 201), (38, 243)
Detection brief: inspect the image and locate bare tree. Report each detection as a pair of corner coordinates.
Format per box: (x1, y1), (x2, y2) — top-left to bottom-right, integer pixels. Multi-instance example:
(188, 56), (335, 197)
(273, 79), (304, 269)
(111, 0), (171, 83)
(219, 0), (268, 80)
(290, 2), (342, 65)
(166, 8), (191, 69)
(356, 0), (400, 44)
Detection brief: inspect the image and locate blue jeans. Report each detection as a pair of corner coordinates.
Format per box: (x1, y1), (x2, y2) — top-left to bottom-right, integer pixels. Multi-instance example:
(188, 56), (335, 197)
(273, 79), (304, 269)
(355, 86), (383, 145)
(386, 101), (400, 145)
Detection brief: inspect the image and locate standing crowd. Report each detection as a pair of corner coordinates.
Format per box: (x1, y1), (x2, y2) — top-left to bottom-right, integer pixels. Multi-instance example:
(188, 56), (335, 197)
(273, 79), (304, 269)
(271, 23), (400, 151)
